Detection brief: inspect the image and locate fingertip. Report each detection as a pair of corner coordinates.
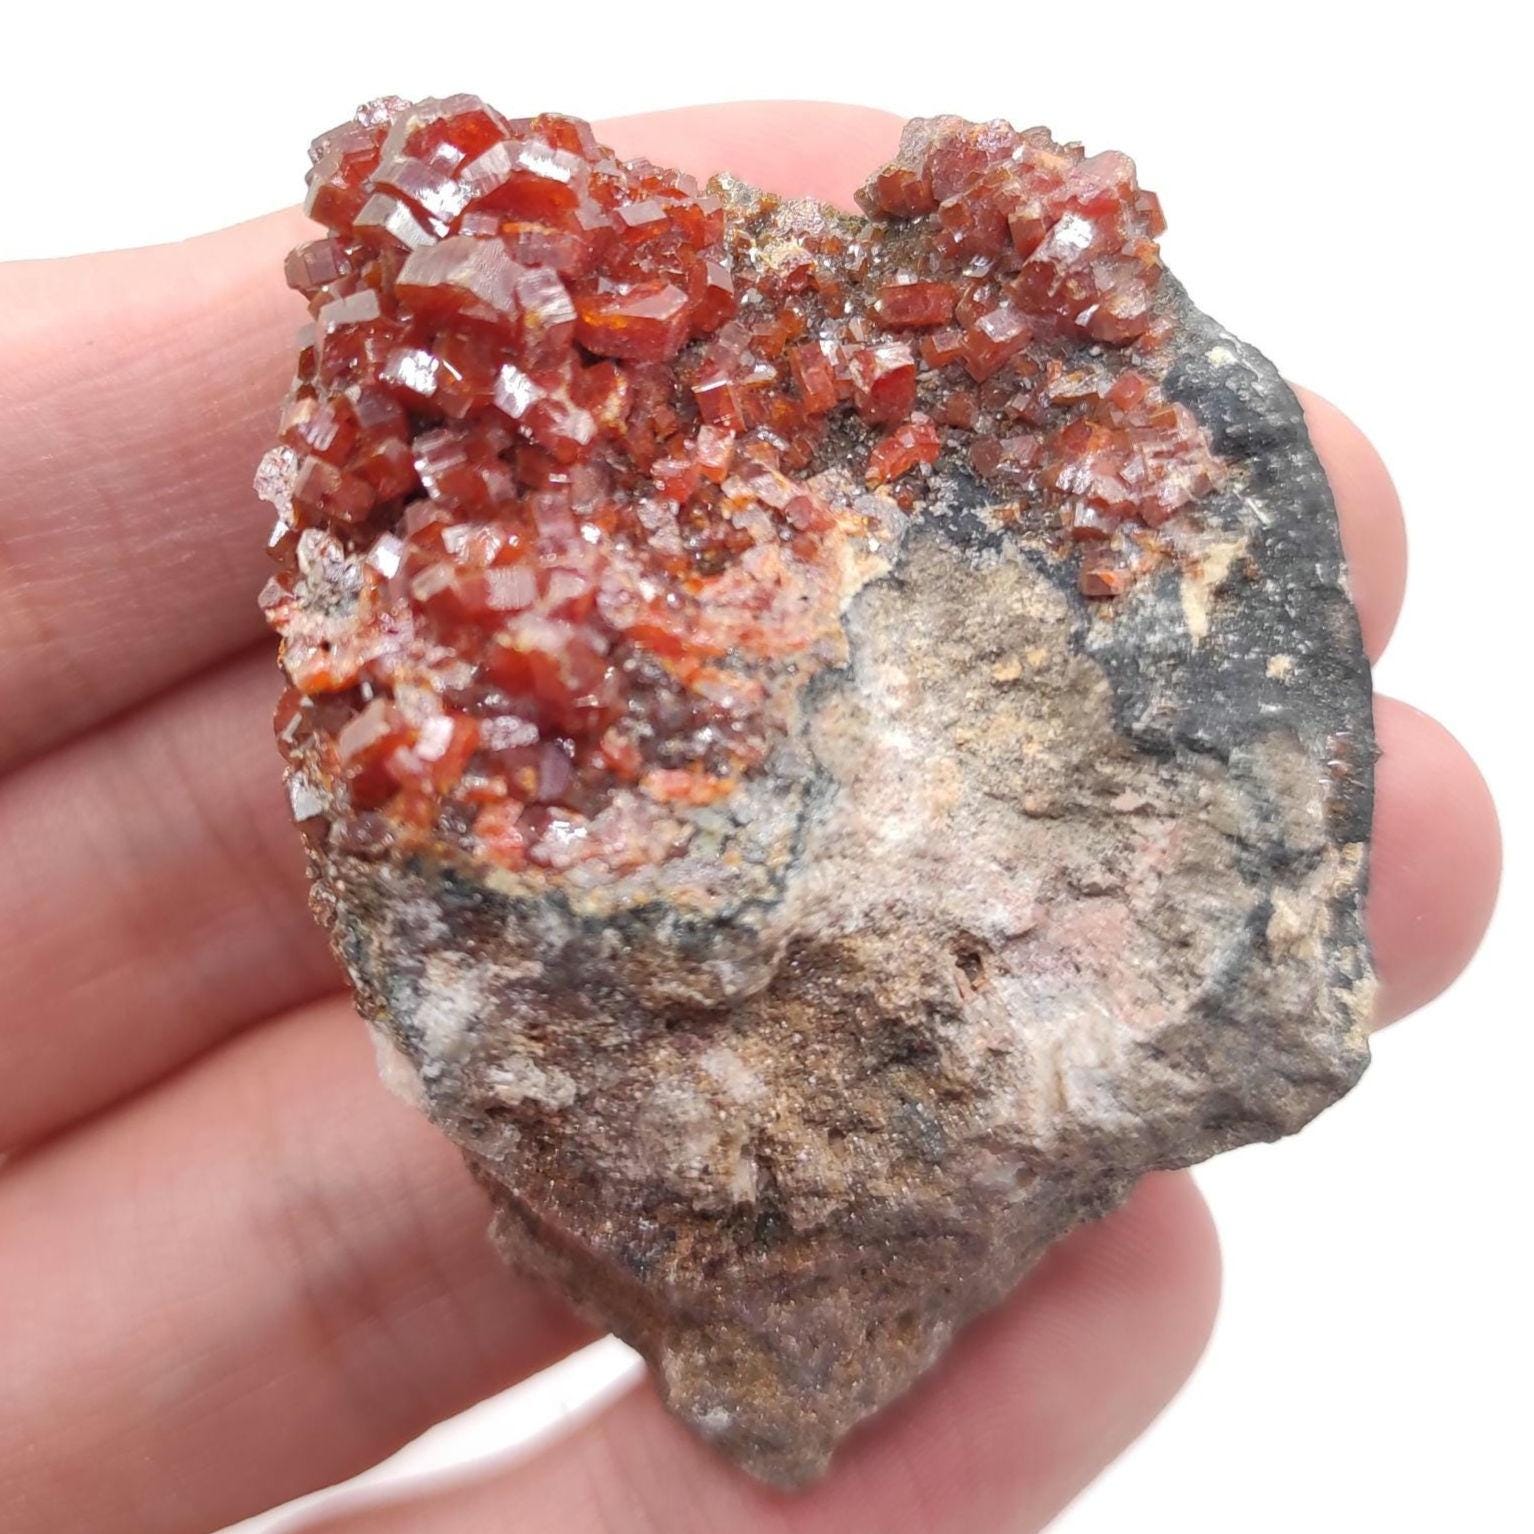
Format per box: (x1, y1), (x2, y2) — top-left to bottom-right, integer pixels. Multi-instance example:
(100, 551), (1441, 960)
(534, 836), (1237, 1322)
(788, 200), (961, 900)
(1293, 386), (1408, 660)
(823, 1171), (1222, 1530)
(758, 1170), (1222, 1524)
(300, 1174), (1221, 1534)
(973, 1171), (1221, 1462)
(1369, 696), (1501, 1027)
(597, 101), (905, 209)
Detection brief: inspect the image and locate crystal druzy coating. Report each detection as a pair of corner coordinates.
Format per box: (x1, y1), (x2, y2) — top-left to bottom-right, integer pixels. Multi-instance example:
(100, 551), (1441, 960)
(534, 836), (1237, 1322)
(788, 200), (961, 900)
(260, 96), (1226, 879)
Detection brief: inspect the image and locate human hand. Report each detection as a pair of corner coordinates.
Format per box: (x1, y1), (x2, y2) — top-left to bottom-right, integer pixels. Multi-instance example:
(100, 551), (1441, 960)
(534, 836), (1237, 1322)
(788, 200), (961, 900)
(0, 103), (1500, 1533)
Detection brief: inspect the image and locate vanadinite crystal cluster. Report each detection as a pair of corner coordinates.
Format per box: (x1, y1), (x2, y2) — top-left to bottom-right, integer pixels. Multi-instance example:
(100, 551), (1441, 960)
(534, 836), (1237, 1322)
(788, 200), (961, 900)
(262, 97), (1376, 1486)
(260, 97), (1225, 877)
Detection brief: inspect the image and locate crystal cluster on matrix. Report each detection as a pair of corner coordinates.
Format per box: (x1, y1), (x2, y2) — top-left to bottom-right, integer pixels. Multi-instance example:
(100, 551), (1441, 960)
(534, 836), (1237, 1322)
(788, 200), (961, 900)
(259, 95), (1227, 877)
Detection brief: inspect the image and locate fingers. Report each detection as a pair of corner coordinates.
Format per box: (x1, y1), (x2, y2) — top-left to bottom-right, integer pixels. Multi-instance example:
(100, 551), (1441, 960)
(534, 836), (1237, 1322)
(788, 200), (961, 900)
(599, 100), (902, 208)
(0, 107), (1407, 776)
(292, 1173), (1218, 1534)
(1294, 386), (1407, 659)
(0, 647), (337, 1151)
(0, 705), (1477, 1534)
(1368, 697), (1500, 1027)
(0, 209), (310, 771)
(0, 998), (591, 1534)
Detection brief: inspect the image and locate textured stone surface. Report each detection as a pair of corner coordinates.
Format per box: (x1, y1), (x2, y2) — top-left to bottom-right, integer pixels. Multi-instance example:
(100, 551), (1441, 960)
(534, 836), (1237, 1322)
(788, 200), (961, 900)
(260, 99), (1375, 1486)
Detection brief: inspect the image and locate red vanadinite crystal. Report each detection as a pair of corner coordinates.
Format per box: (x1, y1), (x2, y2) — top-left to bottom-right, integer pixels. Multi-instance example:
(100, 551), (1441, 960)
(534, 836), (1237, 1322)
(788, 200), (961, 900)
(867, 415), (941, 487)
(874, 280), (957, 330)
(262, 100), (1226, 875)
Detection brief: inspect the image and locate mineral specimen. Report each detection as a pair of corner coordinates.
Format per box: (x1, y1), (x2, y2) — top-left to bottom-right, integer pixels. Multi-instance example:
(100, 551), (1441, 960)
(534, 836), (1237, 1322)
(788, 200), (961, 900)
(259, 97), (1376, 1485)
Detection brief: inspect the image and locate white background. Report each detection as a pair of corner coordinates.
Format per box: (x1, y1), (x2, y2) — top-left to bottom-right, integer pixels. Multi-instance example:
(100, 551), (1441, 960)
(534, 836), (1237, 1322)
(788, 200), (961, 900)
(5, 2), (1527, 1529)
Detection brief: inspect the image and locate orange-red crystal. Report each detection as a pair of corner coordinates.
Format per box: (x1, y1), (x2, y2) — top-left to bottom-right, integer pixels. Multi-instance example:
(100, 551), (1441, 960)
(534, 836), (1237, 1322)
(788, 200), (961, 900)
(262, 99), (1225, 874)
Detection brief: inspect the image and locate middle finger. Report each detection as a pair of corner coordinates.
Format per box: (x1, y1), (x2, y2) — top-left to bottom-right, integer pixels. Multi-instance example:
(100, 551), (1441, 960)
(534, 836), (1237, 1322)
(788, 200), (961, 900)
(0, 996), (591, 1534)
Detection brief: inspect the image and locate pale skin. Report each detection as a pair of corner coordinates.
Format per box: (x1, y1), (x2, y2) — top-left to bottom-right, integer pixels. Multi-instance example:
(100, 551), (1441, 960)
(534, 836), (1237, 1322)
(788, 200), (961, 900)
(0, 103), (1501, 1533)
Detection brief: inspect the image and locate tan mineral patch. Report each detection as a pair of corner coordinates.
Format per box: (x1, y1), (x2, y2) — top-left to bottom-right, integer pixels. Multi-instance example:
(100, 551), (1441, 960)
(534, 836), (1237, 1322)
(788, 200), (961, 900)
(1180, 535), (1245, 643)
